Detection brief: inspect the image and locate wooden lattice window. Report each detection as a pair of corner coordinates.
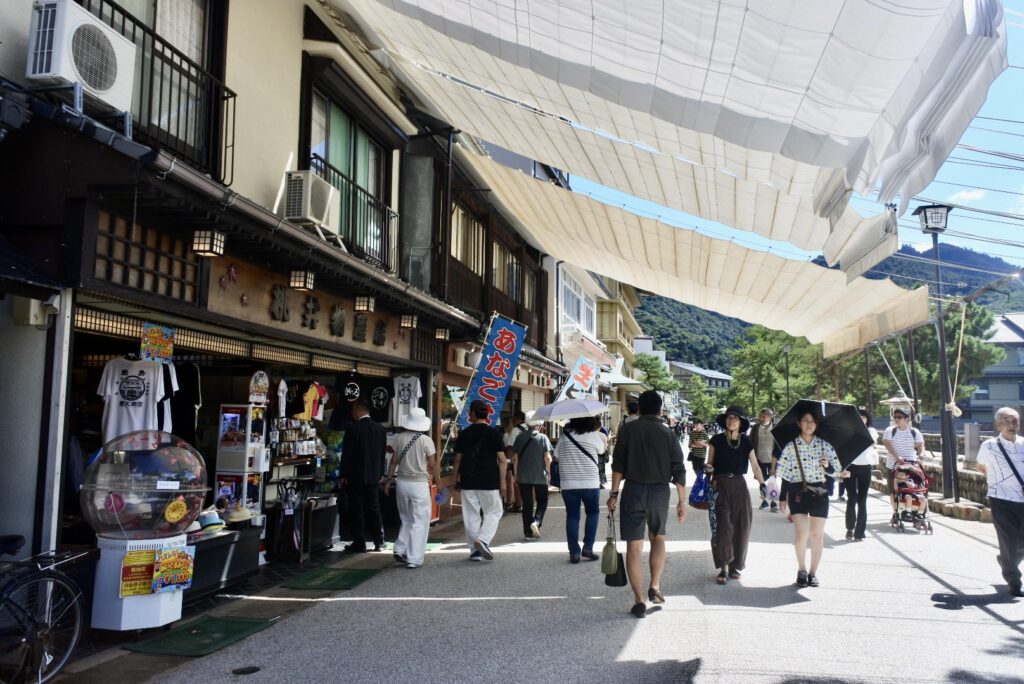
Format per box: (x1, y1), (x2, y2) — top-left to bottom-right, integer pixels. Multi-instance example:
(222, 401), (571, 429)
(94, 210), (199, 303)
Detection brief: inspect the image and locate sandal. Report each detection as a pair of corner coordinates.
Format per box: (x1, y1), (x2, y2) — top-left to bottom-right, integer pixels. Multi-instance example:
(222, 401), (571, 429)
(715, 569), (728, 585)
(648, 587), (665, 604)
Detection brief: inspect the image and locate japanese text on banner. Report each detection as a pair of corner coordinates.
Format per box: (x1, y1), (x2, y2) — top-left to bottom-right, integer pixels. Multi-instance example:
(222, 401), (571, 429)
(456, 316), (527, 429)
(556, 356), (598, 401)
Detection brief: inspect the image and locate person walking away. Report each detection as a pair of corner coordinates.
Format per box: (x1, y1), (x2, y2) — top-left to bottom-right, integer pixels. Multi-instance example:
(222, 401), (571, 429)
(555, 416), (605, 563)
(503, 412), (528, 512)
(512, 412), (553, 540)
(976, 406), (1024, 597)
(845, 408), (878, 541)
(688, 419), (709, 472)
(776, 409), (847, 587)
(705, 406), (766, 584)
(623, 400), (640, 424)
(882, 408), (924, 514)
(340, 399), (388, 553)
(748, 408), (780, 512)
(607, 391), (687, 618)
(596, 418), (611, 488)
(454, 400), (507, 561)
(383, 408), (439, 568)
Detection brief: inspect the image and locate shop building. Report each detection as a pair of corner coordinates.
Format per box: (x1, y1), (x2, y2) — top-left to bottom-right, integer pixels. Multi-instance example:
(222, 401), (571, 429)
(0, 0), (558, 566)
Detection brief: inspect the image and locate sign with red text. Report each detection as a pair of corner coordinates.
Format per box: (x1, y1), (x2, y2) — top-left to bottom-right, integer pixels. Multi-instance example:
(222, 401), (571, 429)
(556, 356), (598, 401)
(456, 314), (527, 429)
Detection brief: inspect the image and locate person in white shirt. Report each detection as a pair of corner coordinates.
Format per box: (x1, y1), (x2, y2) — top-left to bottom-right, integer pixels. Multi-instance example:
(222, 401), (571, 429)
(503, 412), (528, 512)
(844, 408), (879, 541)
(976, 406), (1024, 597)
(383, 407), (439, 569)
(882, 408), (924, 513)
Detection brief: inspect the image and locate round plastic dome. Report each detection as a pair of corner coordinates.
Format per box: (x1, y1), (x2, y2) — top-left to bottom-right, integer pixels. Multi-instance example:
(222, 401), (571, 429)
(80, 431), (208, 539)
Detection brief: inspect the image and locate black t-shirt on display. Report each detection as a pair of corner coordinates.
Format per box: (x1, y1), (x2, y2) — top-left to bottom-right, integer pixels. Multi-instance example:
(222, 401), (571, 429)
(454, 423), (504, 490)
(169, 362), (201, 445)
(328, 373), (393, 429)
(709, 433), (754, 475)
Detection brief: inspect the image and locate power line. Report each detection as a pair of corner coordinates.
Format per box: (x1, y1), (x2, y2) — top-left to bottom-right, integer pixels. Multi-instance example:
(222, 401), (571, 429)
(975, 115), (1024, 126)
(928, 179), (1024, 196)
(956, 144), (1024, 164)
(967, 125), (1024, 138)
(913, 196), (1024, 222)
(892, 252), (1018, 277)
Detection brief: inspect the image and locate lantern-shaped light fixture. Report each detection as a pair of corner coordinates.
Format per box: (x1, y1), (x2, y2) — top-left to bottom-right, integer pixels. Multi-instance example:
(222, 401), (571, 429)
(434, 328), (450, 341)
(289, 270), (315, 292)
(912, 204), (952, 234)
(355, 295), (375, 312)
(191, 230), (225, 257)
(400, 314), (418, 329)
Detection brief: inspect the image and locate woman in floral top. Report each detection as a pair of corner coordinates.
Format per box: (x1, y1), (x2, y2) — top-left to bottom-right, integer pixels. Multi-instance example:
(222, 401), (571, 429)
(776, 410), (846, 588)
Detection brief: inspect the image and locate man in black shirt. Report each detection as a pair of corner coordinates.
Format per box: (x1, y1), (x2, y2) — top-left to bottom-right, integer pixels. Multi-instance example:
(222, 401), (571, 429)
(454, 400), (507, 561)
(608, 391), (687, 618)
(340, 400), (387, 553)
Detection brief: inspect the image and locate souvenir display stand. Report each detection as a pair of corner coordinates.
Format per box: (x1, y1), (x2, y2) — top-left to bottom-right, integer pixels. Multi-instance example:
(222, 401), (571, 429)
(80, 431), (207, 630)
(215, 404), (270, 521)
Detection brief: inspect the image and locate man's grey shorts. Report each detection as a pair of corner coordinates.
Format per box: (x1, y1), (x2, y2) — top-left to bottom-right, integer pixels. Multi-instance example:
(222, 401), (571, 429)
(620, 482), (670, 541)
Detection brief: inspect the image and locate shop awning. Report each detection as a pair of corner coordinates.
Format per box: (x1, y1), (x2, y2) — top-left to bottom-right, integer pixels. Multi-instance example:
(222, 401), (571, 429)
(336, 0), (1007, 273)
(600, 358), (646, 391)
(460, 151), (930, 358)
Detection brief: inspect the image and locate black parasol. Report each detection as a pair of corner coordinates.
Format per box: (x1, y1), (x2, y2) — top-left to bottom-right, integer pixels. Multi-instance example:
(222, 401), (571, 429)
(771, 399), (873, 468)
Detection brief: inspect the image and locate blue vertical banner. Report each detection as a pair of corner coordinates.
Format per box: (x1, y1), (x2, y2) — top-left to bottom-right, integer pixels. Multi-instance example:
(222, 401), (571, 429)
(556, 356), (598, 401)
(456, 314), (527, 429)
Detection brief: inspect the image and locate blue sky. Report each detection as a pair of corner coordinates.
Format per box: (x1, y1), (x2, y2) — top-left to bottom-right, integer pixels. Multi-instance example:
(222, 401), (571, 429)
(571, 6), (1024, 273)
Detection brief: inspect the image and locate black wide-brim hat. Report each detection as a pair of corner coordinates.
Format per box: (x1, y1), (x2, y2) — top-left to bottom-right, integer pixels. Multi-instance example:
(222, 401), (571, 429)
(716, 405), (750, 432)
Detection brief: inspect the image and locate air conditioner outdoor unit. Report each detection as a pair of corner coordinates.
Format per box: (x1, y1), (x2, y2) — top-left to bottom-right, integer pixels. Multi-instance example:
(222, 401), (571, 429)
(283, 171), (342, 242)
(26, 0), (136, 114)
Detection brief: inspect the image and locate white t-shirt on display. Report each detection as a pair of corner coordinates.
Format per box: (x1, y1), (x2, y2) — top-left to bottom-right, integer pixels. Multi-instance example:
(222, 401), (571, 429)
(977, 435), (1024, 503)
(277, 379), (288, 419)
(97, 357), (166, 443)
(392, 375), (422, 426)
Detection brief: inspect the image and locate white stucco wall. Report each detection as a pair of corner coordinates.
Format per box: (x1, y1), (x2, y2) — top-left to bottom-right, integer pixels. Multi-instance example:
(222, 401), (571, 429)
(0, 297), (48, 557)
(0, 0), (39, 84)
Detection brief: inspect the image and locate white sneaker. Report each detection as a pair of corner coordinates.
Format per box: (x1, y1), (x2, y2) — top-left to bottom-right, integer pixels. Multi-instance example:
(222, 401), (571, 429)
(530, 521), (542, 539)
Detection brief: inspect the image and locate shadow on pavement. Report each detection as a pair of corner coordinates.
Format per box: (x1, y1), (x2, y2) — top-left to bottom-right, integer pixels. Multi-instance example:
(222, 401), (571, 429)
(606, 657), (701, 683)
(697, 583), (811, 609)
(932, 590), (1020, 611)
(947, 670), (1024, 684)
(778, 678), (867, 684)
(982, 635), (1024, 658)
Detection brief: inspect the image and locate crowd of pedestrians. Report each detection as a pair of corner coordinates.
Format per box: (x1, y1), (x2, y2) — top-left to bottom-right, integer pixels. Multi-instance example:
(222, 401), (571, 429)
(345, 392), (1024, 616)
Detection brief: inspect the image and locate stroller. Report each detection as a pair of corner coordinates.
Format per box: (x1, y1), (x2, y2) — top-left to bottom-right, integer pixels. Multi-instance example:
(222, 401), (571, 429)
(890, 462), (933, 534)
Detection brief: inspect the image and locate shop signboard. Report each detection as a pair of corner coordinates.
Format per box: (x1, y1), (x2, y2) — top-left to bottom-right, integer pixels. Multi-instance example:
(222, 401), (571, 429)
(456, 314), (527, 429)
(555, 356), (598, 401)
(119, 549), (156, 598)
(140, 323), (175, 363)
(151, 546), (196, 593)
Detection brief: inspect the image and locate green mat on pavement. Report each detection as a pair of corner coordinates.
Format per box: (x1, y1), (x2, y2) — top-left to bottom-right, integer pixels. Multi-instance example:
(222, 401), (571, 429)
(281, 567), (379, 590)
(124, 616), (273, 657)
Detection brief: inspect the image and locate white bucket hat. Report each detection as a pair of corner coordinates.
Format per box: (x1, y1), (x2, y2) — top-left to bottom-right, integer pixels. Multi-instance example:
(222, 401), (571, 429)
(526, 410), (545, 427)
(400, 407), (432, 432)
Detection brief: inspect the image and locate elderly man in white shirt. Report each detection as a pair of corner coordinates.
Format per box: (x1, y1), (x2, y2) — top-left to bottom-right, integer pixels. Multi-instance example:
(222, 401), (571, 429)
(977, 406), (1024, 597)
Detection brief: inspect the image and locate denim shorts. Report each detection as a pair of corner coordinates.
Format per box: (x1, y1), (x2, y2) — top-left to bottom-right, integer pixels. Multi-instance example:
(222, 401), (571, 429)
(619, 482), (670, 541)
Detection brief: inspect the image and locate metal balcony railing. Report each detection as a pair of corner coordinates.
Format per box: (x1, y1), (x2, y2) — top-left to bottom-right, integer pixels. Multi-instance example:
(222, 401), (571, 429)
(309, 154), (398, 273)
(76, 0), (236, 184)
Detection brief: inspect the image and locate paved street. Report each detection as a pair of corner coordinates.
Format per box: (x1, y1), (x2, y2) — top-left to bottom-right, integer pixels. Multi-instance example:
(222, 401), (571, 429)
(126, 480), (1024, 684)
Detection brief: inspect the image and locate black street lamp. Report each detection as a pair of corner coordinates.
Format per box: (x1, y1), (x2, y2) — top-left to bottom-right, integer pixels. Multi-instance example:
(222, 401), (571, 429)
(781, 344), (791, 408)
(912, 203), (959, 502)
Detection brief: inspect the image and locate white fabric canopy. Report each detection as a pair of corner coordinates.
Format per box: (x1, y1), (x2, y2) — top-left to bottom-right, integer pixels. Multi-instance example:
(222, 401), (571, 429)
(461, 150), (929, 357)
(337, 0), (1006, 267)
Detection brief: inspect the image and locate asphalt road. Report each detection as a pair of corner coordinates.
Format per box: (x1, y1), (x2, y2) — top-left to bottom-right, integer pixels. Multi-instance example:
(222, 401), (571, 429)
(147, 482), (1023, 684)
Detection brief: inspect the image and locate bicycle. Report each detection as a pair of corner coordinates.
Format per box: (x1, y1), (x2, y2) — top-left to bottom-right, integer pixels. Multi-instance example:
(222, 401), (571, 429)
(0, 535), (89, 683)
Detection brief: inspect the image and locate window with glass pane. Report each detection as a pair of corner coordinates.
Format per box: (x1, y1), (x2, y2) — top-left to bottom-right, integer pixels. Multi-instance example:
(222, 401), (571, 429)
(492, 242), (520, 299)
(451, 204), (485, 276)
(523, 272), (536, 310)
(583, 294), (595, 335)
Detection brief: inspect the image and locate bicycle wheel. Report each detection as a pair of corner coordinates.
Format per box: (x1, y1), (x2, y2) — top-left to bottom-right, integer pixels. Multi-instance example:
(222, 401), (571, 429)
(0, 571), (83, 684)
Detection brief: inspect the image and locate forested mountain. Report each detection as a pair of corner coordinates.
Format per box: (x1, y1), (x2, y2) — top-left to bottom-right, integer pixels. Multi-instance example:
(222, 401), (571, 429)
(636, 243), (1022, 372)
(634, 297), (747, 371)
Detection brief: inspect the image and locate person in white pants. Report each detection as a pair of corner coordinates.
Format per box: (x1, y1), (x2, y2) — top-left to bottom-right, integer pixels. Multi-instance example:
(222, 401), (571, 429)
(454, 400), (507, 561)
(384, 408), (439, 569)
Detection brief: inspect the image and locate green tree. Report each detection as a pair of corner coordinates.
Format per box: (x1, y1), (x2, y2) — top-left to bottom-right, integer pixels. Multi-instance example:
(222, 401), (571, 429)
(685, 374), (719, 420)
(633, 352), (680, 392)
